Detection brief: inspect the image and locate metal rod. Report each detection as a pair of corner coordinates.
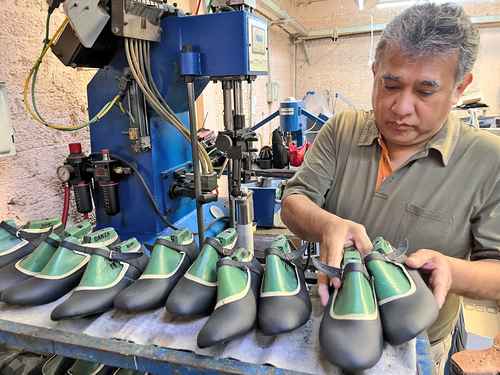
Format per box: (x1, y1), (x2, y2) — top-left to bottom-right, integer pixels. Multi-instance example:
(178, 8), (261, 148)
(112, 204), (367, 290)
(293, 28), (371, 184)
(186, 80), (205, 244)
(233, 80), (244, 116)
(222, 81), (236, 227)
(222, 81), (233, 131)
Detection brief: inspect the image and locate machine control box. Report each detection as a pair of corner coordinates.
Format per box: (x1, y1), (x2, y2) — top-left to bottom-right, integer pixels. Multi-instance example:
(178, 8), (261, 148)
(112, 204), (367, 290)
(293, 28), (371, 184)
(167, 11), (268, 77)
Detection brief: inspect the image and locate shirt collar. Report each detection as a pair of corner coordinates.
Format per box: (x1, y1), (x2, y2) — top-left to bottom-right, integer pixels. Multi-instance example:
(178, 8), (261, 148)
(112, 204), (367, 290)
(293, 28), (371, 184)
(357, 112), (460, 166)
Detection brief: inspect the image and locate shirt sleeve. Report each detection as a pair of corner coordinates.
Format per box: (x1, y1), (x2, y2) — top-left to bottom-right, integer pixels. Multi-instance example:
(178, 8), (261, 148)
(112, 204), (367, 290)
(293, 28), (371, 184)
(282, 116), (337, 208)
(470, 174), (500, 261)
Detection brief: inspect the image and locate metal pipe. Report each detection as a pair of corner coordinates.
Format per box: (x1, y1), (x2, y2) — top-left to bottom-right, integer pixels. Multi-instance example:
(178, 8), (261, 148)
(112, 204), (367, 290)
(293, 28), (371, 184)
(236, 188), (254, 255)
(222, 80), (236, 227)
(186, 80), (205, 244)
(233, 80), (243, 116)
(222, 81), (233, 131)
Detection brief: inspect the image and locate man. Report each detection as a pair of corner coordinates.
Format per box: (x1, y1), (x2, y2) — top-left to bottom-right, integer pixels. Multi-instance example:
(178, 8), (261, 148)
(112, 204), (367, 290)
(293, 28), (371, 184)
(281, 3), (500, 374)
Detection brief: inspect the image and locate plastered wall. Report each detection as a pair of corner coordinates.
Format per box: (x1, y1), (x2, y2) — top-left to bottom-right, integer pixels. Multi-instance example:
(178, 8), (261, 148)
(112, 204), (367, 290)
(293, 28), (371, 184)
(0, 0), (294, 221)
(1, 0), (498, 222)
(0, 1), (94, 222)
(293, 0), (500, 114)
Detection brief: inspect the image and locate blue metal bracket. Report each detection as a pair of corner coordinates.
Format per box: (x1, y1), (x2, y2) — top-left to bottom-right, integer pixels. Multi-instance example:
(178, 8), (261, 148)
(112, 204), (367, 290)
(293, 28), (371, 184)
(250, 110), (280, 132)
(301, 108), (327, 126)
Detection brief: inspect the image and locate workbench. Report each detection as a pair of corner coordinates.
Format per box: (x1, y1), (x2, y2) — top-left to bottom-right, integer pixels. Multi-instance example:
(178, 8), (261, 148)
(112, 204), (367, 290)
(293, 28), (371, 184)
(0, 302), (432, 375)
(0, 231), (433, 374)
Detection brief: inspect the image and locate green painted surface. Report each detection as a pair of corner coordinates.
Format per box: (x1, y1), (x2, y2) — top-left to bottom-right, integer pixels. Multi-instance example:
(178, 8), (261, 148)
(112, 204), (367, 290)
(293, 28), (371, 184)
(84, 227), (118, 245)
(332, 249), (376, 316)
(26, 217), (61, 229)
(79, 238), (140, 288)
(79, 256), (123, 287)
(170, 228), (194, 245)
(366, 237), (411, 301)
(187, 245), (219, 283)
(39, 237), (87, 277)
(215, 228), (238, 247)
(216, 248), (250, 302)
(143, 230), (193, 276)
(217, 266), (247, 302)
(64, 220), (92, 239)
(17, 234), (61, 272)
(18, 222), (93, 273)
(0, 219), (16, 241)
(186, 228), (237, 282)
(262, 235), (298, 293)
(0, 218), (61, 255)
(372, 237), (394, 255)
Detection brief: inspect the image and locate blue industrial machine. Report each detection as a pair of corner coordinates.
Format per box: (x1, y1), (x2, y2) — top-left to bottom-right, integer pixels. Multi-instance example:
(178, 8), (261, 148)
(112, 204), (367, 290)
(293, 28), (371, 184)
(251, 97), (328, 147)
(52, 0), (268, 245)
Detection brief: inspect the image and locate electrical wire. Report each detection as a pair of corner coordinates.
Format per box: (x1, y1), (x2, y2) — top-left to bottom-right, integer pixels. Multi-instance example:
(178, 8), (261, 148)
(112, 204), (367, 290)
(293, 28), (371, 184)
(195, 0), (202, 14)
(110, 154), (179, 230)
(124, 37), (213, 175)
(24, 12), (120, 131)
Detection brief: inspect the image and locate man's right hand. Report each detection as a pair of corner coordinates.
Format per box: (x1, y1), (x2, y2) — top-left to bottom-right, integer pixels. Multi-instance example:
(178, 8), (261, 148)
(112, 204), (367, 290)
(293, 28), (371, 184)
(318, 217), (373, 306)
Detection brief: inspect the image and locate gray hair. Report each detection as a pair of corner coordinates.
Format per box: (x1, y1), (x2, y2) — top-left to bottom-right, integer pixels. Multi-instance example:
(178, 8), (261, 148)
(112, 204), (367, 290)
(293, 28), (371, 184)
(375, 3), (480, 82)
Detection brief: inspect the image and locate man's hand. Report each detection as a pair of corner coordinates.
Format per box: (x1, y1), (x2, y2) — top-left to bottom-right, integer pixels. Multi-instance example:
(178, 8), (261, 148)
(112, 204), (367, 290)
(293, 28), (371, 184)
(405, 249), (452, 309)
(317, 218), (373, 306)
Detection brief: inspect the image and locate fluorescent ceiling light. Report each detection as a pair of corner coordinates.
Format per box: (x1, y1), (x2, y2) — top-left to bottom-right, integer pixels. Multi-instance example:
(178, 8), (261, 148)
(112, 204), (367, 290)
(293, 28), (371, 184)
(376, 0), (416, 8)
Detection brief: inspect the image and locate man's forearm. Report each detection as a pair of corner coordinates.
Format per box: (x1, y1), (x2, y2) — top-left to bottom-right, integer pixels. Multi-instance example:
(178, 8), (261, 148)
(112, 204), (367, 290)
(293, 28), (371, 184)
(448, 257), (500, 301)
(281, 194), (340, 242)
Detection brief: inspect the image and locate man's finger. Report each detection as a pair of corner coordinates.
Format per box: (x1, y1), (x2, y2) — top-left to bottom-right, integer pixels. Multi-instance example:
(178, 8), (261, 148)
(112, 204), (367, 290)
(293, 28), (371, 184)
(405, 249), (436, 269)
(350, 223), (373, 254)
(430, 274), (450, 309)
(317, 272), (330, 306)
(326, 228), (347, 269)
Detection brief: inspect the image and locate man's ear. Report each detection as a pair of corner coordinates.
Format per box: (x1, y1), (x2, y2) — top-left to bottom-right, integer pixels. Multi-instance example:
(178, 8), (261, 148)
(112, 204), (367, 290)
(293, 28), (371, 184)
(372, 61), (377, 77)
(452, 72), (473, 105)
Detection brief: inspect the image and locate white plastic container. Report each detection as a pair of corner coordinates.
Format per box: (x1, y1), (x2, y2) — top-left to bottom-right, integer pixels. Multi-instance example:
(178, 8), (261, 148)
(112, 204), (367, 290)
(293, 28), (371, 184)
(0, 82), (15, 157)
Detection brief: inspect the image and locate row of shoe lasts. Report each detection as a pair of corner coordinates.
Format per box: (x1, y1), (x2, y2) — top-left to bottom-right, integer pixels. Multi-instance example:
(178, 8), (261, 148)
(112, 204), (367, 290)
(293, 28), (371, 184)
(0, 219), (312, 342)
(0, 218), (439, 372)
(42, 354), (146, 375)
(315, 237), (440, 371)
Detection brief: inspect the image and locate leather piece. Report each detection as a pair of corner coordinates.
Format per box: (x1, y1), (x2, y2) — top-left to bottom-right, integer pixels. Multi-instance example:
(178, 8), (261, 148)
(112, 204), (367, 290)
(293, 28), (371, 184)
(113, 255), (191, 313)
(165, 276), (216, 316)
(0, 241), (39, 269)
(379, 268), (439, 345)
(320, 295), (383, 371)
(258, 266), (311, 335)
(51, 278), (130, 320)
(0, 263), (32, 293)
(51, 255), (148, 320)
(1, 269), (85, 306)
(197, 270), (261, 348)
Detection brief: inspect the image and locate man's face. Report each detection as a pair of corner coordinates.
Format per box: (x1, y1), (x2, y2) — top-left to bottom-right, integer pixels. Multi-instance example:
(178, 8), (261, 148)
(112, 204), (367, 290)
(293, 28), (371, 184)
(372, 45), (471, 151)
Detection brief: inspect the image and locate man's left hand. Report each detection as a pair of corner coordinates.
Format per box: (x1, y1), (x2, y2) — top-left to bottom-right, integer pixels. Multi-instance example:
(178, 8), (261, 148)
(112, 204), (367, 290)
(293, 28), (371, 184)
(405, 249), (452, 309)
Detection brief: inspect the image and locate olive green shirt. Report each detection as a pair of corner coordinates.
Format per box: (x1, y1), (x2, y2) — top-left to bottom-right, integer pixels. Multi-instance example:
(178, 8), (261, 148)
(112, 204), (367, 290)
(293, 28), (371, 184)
(283, 110), (500, 343)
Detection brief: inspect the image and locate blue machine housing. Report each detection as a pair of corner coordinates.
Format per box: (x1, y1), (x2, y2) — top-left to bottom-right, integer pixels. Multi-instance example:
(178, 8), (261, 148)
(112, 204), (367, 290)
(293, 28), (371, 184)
(86, 11), (267, 242)
(173, 11), (268, 77)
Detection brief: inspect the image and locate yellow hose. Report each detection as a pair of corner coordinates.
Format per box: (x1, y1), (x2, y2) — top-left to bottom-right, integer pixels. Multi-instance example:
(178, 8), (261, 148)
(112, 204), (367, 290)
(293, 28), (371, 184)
(24, 17), (119, 131)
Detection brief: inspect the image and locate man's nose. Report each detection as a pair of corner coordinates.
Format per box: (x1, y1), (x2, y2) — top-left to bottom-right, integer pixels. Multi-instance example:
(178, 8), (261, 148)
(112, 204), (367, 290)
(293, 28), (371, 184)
(390, 90), (415, 119)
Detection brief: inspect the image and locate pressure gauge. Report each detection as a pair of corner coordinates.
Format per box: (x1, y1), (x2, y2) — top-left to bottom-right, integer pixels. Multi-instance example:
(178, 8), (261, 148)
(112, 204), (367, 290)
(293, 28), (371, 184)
(57, 165), (72, 183)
